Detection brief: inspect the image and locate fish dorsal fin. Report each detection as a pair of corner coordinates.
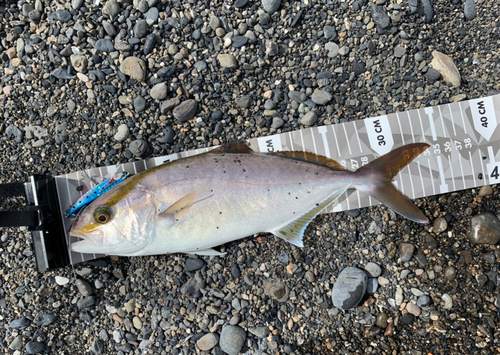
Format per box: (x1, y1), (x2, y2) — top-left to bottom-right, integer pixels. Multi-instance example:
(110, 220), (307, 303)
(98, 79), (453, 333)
(160, 191), (198, 221)
(270, 189), (348, 247)
(273, 151), (346, 171)
(209, 142), (253, 154)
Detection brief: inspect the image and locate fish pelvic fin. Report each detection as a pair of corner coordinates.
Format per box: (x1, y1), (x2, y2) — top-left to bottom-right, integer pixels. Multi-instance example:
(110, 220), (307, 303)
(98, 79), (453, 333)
(270, 189), (347, 247)
(356, 143), (430, 224)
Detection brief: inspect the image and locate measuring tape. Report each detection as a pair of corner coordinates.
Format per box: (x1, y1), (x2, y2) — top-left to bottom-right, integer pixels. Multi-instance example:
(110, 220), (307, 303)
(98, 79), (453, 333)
(57, 94), (500, 264)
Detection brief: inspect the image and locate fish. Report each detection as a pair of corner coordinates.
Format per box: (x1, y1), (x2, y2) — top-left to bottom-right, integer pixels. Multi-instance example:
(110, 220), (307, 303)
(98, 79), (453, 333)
(69, 142), (430, 256)
(66, 172), (129, 217)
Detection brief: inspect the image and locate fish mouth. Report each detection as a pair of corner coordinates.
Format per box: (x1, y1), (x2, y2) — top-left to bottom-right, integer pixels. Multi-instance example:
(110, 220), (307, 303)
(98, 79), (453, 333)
(69, 230), (104, 253)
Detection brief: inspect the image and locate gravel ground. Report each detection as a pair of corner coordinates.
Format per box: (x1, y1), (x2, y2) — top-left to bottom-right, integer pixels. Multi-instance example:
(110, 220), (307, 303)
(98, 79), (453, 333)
(1, 0), (500, 354)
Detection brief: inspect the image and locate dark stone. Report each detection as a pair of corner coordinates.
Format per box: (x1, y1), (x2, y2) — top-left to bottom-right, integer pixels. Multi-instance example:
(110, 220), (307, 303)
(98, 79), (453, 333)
(232, 36), (248, 48)
(352, 61), (366, 75)
(26, 342), (45, 354)
(94, 39), (114, 52)
(144, 34), (157, 55)
(426, 68), (441, 82)
(371, 6), (390, 29)
(316, 71), (332, 79)
(34, 312), (56, 326)
(102, 85), (116, 94)
(331, 267), (368, 310)
(134, 19), (148, 38)
(235, 0), (249, 8)
(185, 258), (205, 272)
(400, 313), (415, 325)
(173, 100), (198, 122)
(56, 9), (72, 23)
(51, 68), (74, 80)
(290, 9), (303, 27)
(9, 317), (31, 330)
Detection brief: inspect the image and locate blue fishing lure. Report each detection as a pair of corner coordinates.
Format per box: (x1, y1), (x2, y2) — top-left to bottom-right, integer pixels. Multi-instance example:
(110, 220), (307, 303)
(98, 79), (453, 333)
(66, 172), (128, 218)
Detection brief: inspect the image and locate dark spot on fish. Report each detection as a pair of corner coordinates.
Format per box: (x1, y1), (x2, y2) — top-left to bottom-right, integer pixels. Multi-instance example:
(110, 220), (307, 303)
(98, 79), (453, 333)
(299, 182), (302, 185)
(288, 192), (291, 195)
(186, 165), (189, 168)
(176, 219), (179, 221)
(220, 212), (222, 214)
(217, 227), (219, 229)
(316, 203), (319, 206)
(76, 185), (84, 192)
(223, 171), (226, 174)
(243, 169), (246, 172)
(211, 190), (214, 192)
(315, 172), (319, 175)
(296, 197), (298, 199)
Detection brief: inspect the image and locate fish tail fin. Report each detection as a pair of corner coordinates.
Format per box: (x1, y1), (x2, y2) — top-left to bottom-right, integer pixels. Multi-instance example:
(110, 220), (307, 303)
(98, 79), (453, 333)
(355, 143), (430, 224)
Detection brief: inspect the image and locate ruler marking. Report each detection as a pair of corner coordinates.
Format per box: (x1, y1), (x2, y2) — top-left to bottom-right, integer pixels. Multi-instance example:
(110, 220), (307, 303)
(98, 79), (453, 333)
(353, 123), (363, 153)
(311, 131), (318, 155)
(417, 161), (426, 196)
(342, 124), (352, 155)
(458, 153), (465, 189)
(331, 125), (341, 157)
(407, 165), (415, 198)
(425, 107), (437, 141)
(437, 105), (447, 137)
(458, 101), (467, 135)
(428, 159), (436, 195)
(299, 130), (306, 152)
(406, 111), (416, 143)
(417, 110), (426, 142)
(478, 148), (487, 186)
(396, 112), (405, 143)
(468, 151), (476, 186)
(318, 127), (332, 158)
(436, 156), (449, 193)
(448, 155), (456, 191)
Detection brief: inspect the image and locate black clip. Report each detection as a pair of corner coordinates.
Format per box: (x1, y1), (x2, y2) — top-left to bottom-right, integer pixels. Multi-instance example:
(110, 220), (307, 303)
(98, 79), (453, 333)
(0, 176), (70, 272)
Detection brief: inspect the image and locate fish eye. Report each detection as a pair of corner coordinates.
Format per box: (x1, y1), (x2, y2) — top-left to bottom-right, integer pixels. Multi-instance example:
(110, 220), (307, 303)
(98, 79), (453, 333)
(94, 207), (112, 224)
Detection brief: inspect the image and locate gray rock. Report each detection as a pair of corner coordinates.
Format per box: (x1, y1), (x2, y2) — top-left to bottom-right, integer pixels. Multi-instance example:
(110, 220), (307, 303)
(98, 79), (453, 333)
(367, 278), (378, 293)
(161, 98), (180, 113)
(56, 9), (72, 23)
(331, 267), (367, 310)
(325, 42), (340, 57)
(6, 124), (24, 143)
(72, 0), (84, 10)
(417, 294), (431, 308)
(259, 12), (271, 25)
(425, 234), (438, 249)
(235, 0), (249, 8)
(464, 0), (476, 21)
(248, 326), (270, 338)
(426, 68), (441, 82)
(371, 6), (390, 29)
(103, 0), (121, 18)
(196, 333), (219, 351)
(138, 0), (149, 12)
(218, 53), (238, 68)
(468, 212), (500, 244)
(134, 20), (148, 38)
(271, 116), (284, 129)
(220, 325), (247, 355)
(194, 61), (207, 71)
(102, 20), (116, 36)
(394, 46), (406, 58)
(94, 39), (114, 52)
(75, 279), (93, 297)
(129, 140), (149, 157)
(90, 339), (104, 354)
(9, 335), (23, 350)
(288, 91), (307, 103)
(364, 262), (382, 277)
(235, 96), (251, 108)
(26, 342), (45, 354)
(232, 36), (248, 48)
(70, 54), (88, 72)
(399, 242), (415, 261)
(144, 34), (157, 55)
(262, 0), (281, 14)
(209, 15), (221, 31)
(120, 56), (147, 82)
(150, 82), (167, 100)
(51, 68), (74, 80)
(172, 100), (197, 122)
(145, 8), (159, 23)
(300, 111), (317, 126)
(10, 317), (31, 329)
(33, 312), (56, 326)
(156, 126), (175, 144)
(407, 0), (418, 13)
(265, 40), (278, 56)
(77, 296), (96, 310)
(323, 25), (337, 40)
(185, 258), (205, 272)
(339, 46), (349, 56)
(421, 0), (433, 23)
(114, 124), (129, 142)
(311, 90), (332, 105)
(133, 96), (147, 112)
(115, 41), (132, 51)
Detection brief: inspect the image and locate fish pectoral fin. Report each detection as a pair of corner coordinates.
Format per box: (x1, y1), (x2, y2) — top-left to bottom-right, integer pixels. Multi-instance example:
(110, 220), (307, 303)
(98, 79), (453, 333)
(186, 248), (227, 256)
(160, 191), (198, 221)
(270, 190), (347, 248)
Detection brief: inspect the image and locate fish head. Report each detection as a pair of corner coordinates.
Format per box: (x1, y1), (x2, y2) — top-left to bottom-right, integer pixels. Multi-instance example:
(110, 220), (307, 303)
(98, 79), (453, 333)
(69, 182), (157, 255)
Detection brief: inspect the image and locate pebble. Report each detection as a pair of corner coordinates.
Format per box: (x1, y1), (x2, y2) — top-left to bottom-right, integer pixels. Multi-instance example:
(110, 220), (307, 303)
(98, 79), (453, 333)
(9, 335), (23, 350)
(220, 325), (246, 355)
(75, 279), (93, 297)
(364, 262), (382, 278)
(129, 140), (149, 157)
(94, 39), (114, 52)
(249, 326), (270, 338)
(185, 258), (205, 272)
(426, 68), (442, 82)
(33, 312), (56, 326)
(399, 243), (415, 262)
(120, 56), (147, 82)
(263, 278), (288, 302)
(103, 0), (121, 18)
(444, 266), (457, 281)
(134, 20), (148, 38)
(323, 25), (337, 40)
(311, 90), (332, 105)
(441, 293), (453, 309)
(262, 0), (281, 14)
(26, 341), (45, 354)
(371, 6), (390, 28)
(376, 312), (388, 328)
(114, 124), (129, 142)
(77, 296), (96, 310)
(425, 234), (438, 249)
(10, 317), (31, 329)
(196, 333), (219, 351)
(468, 212), (500, 244)
(55, 276), (70, 285)
(173, 100), (198, 122)
(150, 82), (167, 100)
(433, 217), (448, 233)
(464, 0), (477, 21)
(300, 111), (317, 126)
(478, 185), (493, 197)
(133, 96), (147, 112)
(406, 302), (421, 317)
(417, 295), (432, 308)
(430, 51), (461, 88)
(366, 278), (378, 293)
(331, 267), (367, 310)
(133, 316), (142, 329)
(217, 54), (238, 68)
(5, 125), (24, 143)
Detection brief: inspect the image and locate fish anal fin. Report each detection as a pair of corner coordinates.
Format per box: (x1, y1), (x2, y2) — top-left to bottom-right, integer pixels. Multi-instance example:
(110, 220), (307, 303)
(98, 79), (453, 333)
(209, 142), (253, 154)
(273, 151), (346, 171)
(271, 189), (347, 247)
(160, 191), (198, 221)
(186, 248), (226, 256)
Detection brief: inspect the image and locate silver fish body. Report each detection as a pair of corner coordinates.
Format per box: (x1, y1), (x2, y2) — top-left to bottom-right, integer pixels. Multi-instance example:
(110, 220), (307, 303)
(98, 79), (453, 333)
(69, 143), (429, 256)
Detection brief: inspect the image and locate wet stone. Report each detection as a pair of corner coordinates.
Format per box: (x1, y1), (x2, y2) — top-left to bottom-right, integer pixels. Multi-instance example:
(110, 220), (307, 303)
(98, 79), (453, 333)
(33, 312), (56, 326)
(400, 313), (415, 325)
(173, 100), (198, 122)
(425, 234), (438, 249)
(331, 267), (367, 310)
(468, 212), (500, 244)
(399, 243), (415, 262)
(26, 341), (45, 354)
(433, 217), (448, 233)
(10, 317), (31, 330)
(220, 325), (246, 355)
